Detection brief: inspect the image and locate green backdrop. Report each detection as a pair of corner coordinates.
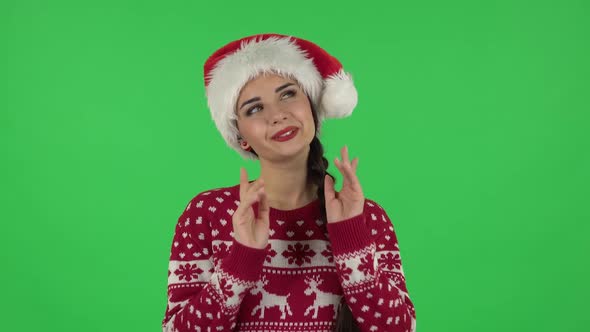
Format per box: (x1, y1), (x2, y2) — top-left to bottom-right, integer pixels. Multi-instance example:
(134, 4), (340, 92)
(2, 0), (588, 331)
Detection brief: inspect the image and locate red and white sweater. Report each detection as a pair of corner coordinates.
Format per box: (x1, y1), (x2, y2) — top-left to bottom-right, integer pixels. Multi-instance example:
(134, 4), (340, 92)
(162, 183), (416, 332)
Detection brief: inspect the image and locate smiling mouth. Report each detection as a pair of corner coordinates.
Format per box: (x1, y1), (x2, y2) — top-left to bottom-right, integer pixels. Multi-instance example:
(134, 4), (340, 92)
(272, 128), (299, 141)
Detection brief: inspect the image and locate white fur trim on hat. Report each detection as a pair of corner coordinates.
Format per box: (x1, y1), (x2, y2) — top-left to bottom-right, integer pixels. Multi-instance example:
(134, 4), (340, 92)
(205, 36), (323, 160)
(205, 36), (358, 160)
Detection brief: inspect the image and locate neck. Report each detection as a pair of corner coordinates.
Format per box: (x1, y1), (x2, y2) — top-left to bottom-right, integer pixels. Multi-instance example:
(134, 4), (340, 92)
(258, 147), (318, 210)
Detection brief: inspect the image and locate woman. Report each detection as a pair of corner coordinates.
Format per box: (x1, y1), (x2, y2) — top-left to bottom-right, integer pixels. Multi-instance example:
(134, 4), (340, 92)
(162, 33), (416, 332)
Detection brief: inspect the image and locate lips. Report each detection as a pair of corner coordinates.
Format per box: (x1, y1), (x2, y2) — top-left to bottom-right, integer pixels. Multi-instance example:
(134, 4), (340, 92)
(271, 126), (299, 139)
(272, 128), (298, 142)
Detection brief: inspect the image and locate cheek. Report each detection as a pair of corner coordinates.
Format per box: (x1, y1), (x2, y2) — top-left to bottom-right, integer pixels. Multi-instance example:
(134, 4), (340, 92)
(288, 103), (315, 134)
(246, 121), (268, 138)
(288, 99), (312, 116)
(237, 120), (259, 137)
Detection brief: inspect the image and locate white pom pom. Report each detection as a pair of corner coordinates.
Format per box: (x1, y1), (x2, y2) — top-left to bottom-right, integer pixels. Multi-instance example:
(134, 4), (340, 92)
(320, 70), (358, 119)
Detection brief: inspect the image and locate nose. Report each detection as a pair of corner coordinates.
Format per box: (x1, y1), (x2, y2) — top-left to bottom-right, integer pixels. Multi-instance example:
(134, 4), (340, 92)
(267, 104), (289, 124)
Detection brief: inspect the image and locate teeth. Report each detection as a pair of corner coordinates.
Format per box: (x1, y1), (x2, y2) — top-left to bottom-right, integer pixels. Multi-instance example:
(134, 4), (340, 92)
(278, 129), (294, 138)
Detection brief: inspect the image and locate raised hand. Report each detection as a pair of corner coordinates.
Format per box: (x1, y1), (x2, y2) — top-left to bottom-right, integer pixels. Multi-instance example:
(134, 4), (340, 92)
(232, 167), (270, 249)
(324, 145), (365, 224)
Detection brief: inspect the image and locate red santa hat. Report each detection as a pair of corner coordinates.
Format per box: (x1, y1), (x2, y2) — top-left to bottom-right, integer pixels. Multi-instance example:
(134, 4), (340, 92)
(203, 33), (358, 160)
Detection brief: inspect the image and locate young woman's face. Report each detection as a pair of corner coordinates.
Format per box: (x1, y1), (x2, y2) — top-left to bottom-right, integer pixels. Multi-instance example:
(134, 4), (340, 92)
(235, 73), (315, 161)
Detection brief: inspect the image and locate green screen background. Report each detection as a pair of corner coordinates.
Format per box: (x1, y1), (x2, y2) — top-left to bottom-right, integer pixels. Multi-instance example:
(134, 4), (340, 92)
(2, 0), (588, 331)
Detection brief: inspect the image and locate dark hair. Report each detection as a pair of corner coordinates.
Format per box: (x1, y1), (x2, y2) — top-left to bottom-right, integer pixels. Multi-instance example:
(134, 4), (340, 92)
(310, 137), (361, 332)
(307, 105), (361, 332)
(240, 100), (360, 331)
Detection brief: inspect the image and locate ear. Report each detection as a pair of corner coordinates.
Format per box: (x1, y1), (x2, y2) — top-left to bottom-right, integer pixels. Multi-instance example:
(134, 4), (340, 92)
(238, 138), (251, 151)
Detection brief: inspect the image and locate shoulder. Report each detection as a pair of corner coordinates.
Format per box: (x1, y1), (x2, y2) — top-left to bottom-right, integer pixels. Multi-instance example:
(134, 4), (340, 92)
(363, 197), (387, 214)
(192, 183), (239, 201)
(182, 183), (241, 216)
(363, 197), (394, 227)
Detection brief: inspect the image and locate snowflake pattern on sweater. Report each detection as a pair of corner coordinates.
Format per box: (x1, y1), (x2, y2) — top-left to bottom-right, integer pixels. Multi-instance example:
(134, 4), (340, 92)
(162, 183), (416, 332)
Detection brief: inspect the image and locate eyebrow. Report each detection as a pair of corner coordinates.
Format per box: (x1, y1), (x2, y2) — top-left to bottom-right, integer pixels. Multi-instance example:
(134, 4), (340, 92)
(239, 83), (296, 110)
(275, 82), (295, 93)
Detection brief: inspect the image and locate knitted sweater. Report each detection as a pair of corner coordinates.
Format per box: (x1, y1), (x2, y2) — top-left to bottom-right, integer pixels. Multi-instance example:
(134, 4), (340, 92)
(162, 183), (416, 332)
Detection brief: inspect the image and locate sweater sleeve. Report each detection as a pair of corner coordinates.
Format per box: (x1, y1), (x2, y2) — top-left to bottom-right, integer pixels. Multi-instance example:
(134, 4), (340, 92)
(326, 199), (417, 332)
(161, 194), (267, 332)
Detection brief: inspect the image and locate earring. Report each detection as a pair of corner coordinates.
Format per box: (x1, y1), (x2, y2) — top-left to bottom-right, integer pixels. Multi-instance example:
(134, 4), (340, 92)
(241, 141), (252, 151)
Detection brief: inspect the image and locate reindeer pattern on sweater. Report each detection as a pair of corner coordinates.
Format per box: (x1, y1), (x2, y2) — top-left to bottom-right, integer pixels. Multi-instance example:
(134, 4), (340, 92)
(162, 183), (416, 332)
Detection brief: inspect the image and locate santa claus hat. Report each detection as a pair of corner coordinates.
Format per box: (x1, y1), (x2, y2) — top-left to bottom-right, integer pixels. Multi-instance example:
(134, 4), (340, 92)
(203, 33), (358, 160)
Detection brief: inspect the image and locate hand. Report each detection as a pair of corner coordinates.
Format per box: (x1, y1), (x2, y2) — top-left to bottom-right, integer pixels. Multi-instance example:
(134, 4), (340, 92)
(324, 145), (365, 224)
(232, 167), (270, 249)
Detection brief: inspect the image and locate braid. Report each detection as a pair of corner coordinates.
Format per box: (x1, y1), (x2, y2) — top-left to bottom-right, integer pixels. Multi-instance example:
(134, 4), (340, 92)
(307, 135), (333, 223)
(307, 107), (360, 332)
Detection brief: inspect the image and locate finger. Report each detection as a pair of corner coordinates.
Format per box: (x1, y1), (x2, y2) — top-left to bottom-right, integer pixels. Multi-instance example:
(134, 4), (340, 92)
(334, 157), (351, 187)
(237, 187), (264, 220)
(248, 178), (265, 194)
(342, 145), (350, 164)
(334, 157), (344, 175)
(257, 189), (270, 225)
(351, 157), (358, 173)
(239, 167), (248, 197)
(324, 174), (335, 202)
(255, 189), (270, 244)
(339, 156), (361, 190)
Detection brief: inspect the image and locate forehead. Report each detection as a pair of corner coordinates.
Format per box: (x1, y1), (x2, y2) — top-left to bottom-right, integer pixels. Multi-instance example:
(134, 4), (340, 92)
(238, 73), (298, 97)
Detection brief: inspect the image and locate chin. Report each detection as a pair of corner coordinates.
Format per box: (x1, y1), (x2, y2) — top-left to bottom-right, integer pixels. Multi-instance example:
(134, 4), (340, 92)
(266, 142), (310, 160)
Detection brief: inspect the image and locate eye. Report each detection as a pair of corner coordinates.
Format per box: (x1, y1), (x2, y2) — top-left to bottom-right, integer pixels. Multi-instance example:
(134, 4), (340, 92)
(246, 104), (262, 116)
(281, 90), (296, 99)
